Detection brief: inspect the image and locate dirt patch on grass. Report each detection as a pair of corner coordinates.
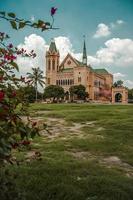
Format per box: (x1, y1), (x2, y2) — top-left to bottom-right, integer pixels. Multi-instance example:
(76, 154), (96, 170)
(67, 151), (133, 177)
(21, 116), (105, 142)
(100, 156), (133, 177)
(67, 150), (97, 161)
(31, 117), (100, 140)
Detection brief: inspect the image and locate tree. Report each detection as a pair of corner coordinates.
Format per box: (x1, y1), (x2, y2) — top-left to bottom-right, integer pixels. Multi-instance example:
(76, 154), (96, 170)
(18, 85), (43, 103)
(44, 85), (64, 102)
(69, 84), (88, 100)
(113, 80), (123, 87)
(128, 88), (133, 100)
(27, 67), (45, 101)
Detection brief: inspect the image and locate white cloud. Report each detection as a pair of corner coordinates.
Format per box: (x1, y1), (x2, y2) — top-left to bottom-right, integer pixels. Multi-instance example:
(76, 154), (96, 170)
(113, 72), (126, 80)
(124, 80), (133, 89)
(110, 19), (124, 28)
(17, 34), (48, 75)
(93, 23), (111, 38)
(55, 36), (73, 61)
(87, 38), (133, 67)
(116, 20), (124, 25)
(94, 20), (124, 38)
(31, 15), (35, 21)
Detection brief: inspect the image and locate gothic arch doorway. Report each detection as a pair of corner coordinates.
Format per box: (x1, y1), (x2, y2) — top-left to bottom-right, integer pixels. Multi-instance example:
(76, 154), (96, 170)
(115, 93), (122, 102)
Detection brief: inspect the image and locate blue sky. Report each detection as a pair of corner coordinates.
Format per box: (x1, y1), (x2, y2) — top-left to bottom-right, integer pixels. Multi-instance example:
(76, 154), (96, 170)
(0, 0), (133, 87)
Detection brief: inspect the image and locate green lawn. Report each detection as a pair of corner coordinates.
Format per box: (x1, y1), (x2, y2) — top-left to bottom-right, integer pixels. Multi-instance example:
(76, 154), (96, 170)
(9, 104), (133, 200)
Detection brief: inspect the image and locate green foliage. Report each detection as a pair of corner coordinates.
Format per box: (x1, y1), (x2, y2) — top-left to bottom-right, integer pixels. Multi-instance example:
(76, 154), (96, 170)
(44, 85), (64, 101)
(0, 168), (25, 200)
(69, 84), (88, 100)
(27, 67), (45, 101)
(113, 80), (124, 87)
(19, 86), (43, 103)
(8, 12), (16, 18)
(128, 88), (133, 99)
(0, 11), (57, 31)
(0, 34), (39, 162)
(10, 21), (17, 30)
(0, 10), (52, 162)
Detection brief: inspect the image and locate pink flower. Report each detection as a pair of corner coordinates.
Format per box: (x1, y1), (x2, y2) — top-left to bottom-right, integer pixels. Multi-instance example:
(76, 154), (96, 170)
(10, 55), (16, 61)
(4, 54), (16, 61)
(0, 76), (4, 82)
(12, 142), (19, 149)
(51, 7), (57, 16)
(12, 91), (17, 97)
(22, 140), (30, 145)
(8, 43), (13, 48)
(0, 91), (5, 102)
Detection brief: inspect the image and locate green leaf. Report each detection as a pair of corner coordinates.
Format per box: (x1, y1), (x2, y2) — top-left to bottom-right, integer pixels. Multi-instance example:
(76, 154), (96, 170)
(31, 130), (36, 138)
(45, 22), (51, 26)
(19, 21), (26, 29)
(10, 62), (19, 71)
(38, 20), (44, 26)
(10, 21), (17, 30)
(31, 22), (38, 28)
(8, 12), (16, 18)
(0, 11), (5, 16)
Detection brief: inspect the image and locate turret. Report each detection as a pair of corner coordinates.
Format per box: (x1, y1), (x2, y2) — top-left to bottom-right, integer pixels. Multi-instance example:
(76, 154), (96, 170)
(46, 39), (60, 85)
(82, 37), (87, 65)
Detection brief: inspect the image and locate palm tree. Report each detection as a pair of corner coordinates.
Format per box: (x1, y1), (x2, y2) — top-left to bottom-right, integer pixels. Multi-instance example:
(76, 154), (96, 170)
(27, 67), (45, 102)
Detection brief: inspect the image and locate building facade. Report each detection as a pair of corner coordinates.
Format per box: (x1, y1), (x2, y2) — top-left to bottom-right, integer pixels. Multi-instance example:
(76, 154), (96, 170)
(45, 39), (127, 103)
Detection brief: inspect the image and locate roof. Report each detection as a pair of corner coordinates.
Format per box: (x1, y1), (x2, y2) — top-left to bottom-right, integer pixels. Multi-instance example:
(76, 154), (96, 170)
(83, 40), (87, 59)
(75, 58), (83, 66)
(93, 68), (109, 74)
(49, 40), (57, 52)
(59, 53), (83, 68)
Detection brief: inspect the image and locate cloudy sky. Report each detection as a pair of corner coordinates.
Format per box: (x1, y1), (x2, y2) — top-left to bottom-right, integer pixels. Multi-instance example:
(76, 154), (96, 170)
(0, 0), (133, 88)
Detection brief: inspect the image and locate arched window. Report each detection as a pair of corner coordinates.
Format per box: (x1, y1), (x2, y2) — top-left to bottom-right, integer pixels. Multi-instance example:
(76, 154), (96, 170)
(63, 80), (65, 85)
(61, 80), (63, 85)
(68, 79), (70, 85)
(78, 77), (81, 83)
(59, 80), (60, 85)
(52, 60), (55, 70)
(66, 79), (67, 85)
(48, 78), (50, 84)
(48, 59), (51, 70)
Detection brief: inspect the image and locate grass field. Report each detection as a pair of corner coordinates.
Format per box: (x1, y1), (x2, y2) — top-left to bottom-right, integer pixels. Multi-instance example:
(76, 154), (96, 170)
(9, 104), (133, 200)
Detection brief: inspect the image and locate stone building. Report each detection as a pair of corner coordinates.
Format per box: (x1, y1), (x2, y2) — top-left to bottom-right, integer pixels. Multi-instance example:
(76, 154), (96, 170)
(45, 39), (128, 103)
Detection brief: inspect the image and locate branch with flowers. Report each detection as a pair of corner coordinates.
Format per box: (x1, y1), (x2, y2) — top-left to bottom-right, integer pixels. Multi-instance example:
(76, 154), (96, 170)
(0, 33), (39, 162)
(0, 8), (58, 31)
(0, 7), (58, 164)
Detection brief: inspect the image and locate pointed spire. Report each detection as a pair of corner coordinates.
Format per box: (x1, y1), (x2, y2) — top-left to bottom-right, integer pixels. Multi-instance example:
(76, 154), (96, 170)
(49, 38), (57, 52)
(82, 35), (87, 65)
